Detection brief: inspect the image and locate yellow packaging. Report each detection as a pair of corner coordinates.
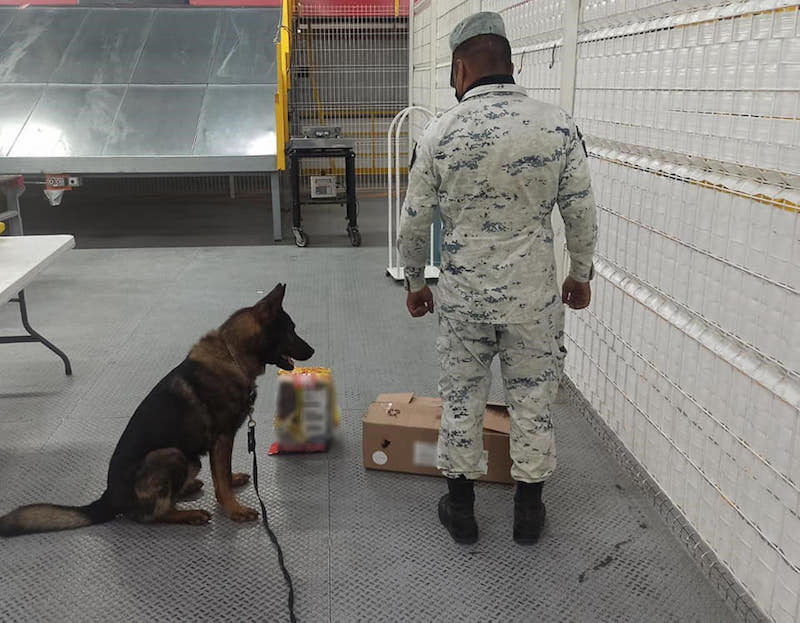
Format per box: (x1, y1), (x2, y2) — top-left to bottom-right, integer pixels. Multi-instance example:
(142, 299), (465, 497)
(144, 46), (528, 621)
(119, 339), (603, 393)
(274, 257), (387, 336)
(271, 367), (340, 454)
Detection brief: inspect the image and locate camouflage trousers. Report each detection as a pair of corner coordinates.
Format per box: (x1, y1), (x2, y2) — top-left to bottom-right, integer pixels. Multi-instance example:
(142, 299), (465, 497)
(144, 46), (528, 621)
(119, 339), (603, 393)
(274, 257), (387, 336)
(436, 312), (566, 483)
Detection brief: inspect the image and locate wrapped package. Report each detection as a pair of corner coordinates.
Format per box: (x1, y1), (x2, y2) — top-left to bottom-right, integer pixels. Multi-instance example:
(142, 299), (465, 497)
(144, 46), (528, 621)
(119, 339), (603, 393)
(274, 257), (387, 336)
(269, 367), (340, 455)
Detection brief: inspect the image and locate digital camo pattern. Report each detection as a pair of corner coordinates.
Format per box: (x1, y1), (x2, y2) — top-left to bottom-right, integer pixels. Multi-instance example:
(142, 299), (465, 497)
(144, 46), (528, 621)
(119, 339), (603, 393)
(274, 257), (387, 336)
(398, 82), (597, 325)
(436, 314), (566, 483)
(400, 82), (597, 483)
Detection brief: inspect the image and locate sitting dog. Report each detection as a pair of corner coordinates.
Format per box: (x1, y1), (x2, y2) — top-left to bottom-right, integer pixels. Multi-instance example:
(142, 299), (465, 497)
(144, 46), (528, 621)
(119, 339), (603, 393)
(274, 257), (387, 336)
(0, 284), (313, 537)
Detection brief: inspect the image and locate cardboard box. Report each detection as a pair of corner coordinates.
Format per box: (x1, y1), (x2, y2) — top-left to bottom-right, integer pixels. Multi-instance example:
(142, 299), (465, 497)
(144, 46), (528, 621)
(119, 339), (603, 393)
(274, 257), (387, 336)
(362, 393), (514, 484)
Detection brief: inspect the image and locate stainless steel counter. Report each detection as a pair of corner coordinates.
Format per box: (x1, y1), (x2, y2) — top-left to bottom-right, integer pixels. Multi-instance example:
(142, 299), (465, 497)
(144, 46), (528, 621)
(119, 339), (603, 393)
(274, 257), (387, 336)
(0, 6), (281, 175)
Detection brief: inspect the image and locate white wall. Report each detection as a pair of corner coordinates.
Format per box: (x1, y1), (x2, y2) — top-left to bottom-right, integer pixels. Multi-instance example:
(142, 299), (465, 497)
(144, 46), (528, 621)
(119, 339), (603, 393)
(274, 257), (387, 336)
(409, 0), (800, 620)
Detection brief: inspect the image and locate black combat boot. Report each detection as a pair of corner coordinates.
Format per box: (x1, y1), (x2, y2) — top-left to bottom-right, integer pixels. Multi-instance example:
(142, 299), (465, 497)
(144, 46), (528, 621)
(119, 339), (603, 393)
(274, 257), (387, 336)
(438, 477), (478, 544)
(514, 481), (546, 545)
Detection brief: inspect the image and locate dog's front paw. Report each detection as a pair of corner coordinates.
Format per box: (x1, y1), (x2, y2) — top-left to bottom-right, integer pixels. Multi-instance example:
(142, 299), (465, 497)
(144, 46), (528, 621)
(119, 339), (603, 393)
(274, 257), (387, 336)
(225, 504), (259, 522)
(185, 509), (212, 525)
(231, 473), (250, 488)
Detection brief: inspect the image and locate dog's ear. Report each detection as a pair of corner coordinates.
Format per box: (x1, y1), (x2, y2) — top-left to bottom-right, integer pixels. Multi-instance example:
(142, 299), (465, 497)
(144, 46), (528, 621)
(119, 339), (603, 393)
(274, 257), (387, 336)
(253, 283), (286, 322)
(275, 283), (286, 306)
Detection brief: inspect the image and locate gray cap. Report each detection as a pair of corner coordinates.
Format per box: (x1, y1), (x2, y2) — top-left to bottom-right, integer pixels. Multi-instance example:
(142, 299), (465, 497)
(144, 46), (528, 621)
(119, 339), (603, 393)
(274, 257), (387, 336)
(449, 11), (507, 53)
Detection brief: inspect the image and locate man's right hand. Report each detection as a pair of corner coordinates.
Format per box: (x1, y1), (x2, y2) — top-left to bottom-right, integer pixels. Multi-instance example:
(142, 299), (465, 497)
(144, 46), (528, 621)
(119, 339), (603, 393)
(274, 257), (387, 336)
(407, 286), (435, 317)
(562, 277), (591, 310)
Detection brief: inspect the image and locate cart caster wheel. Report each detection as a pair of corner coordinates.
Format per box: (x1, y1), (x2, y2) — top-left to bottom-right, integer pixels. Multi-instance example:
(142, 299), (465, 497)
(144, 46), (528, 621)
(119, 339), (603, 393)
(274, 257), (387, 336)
(294, 229), (309, 247)
(348, 228), (361, 247)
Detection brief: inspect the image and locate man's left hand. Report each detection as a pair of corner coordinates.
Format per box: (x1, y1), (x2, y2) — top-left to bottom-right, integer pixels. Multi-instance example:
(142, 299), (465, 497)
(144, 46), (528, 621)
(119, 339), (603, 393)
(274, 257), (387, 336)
(407, 286), (435, 317)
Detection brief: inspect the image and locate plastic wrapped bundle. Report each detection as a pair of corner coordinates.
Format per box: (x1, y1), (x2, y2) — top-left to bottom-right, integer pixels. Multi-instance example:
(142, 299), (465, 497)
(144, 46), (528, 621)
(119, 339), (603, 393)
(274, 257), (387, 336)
(269, 367), (340, 455)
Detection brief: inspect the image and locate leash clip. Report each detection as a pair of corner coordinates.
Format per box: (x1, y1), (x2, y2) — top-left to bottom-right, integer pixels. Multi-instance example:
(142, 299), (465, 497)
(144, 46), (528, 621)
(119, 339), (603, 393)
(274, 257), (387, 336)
(247, 419), (256, 453)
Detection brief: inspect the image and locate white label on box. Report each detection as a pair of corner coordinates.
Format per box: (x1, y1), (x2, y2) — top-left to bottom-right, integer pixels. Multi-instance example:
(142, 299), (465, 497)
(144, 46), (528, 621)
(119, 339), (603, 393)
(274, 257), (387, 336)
(302, 388), (328, 437)
(412, 441), (438, 467)
(371, 450), (388, 466)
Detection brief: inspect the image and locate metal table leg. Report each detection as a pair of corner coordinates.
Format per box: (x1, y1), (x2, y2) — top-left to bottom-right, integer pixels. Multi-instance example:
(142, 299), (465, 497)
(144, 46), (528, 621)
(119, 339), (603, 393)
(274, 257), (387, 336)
(270, 171), (282, 242)
(0, 290), (72, 375)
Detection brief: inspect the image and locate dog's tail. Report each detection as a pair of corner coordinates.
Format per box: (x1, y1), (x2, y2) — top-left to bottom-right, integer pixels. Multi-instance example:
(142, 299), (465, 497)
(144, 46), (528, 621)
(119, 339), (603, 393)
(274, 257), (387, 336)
(0, 491), (116, 537)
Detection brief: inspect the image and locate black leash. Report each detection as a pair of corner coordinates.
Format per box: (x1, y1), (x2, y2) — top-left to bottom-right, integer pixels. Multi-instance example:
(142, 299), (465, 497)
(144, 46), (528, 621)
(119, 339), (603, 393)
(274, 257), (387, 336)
(247, 419), (297, 623)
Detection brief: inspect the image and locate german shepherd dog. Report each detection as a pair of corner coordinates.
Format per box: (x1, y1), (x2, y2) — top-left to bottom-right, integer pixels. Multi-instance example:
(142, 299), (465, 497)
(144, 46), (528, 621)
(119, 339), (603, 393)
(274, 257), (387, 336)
(0, 284), (313, 537)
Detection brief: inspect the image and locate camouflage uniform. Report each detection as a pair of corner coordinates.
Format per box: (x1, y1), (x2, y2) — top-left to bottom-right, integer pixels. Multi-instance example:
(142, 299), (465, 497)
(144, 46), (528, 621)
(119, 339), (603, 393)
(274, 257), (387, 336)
(398, 81), (597, 483)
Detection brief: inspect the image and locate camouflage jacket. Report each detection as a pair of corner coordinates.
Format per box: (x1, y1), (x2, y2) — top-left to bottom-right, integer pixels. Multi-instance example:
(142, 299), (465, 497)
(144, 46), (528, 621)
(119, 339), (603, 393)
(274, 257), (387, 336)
(398, 82), (598, 324)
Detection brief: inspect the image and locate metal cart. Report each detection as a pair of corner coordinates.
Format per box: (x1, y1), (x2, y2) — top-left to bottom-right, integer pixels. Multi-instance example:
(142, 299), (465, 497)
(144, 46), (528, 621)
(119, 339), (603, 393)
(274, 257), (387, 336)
(286, 128), (360, 247)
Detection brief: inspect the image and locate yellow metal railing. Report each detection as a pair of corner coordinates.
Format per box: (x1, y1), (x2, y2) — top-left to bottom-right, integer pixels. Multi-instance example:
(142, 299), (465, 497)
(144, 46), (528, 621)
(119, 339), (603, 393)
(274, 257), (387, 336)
(274, 0), (293, 170)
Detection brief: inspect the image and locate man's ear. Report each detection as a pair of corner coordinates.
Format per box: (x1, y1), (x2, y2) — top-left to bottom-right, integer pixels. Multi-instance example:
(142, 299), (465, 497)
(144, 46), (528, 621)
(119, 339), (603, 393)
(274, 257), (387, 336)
(454, 59), (468, 100)
(253, 283), (286, 322)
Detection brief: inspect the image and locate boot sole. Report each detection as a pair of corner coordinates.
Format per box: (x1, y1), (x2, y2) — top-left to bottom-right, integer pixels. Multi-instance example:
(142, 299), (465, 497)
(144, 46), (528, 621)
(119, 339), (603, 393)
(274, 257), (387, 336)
(513, 532), (541, 546)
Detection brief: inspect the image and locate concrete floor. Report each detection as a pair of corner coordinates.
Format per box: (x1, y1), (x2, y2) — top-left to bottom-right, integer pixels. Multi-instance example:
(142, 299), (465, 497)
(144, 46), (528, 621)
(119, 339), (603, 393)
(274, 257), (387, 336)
(0, 188), (738, 622)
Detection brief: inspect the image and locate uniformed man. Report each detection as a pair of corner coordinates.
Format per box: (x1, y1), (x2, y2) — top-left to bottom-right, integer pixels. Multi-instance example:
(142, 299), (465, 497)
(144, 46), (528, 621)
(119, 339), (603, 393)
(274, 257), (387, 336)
(398, 12), (597, 545)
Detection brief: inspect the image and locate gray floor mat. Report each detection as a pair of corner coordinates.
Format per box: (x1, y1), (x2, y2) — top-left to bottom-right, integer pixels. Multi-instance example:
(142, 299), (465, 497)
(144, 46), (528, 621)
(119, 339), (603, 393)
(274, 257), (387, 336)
(1, 244), (735, 622)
